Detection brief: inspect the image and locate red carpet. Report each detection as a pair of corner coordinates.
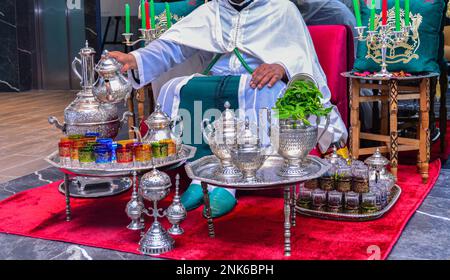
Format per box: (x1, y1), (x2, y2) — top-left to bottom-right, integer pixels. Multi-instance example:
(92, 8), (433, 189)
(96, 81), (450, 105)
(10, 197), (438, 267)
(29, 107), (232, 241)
(0, 160), (441, 260)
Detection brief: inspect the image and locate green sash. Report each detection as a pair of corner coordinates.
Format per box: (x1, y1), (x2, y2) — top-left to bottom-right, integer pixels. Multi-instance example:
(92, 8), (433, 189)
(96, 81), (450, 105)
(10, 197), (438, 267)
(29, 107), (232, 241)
(179, 76), (240, 160)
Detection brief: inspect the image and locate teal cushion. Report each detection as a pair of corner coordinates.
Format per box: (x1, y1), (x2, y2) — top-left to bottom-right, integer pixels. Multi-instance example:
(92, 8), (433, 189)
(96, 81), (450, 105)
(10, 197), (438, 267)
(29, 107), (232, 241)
(154, 0), (203, 26)
(353, 0), (445, 74)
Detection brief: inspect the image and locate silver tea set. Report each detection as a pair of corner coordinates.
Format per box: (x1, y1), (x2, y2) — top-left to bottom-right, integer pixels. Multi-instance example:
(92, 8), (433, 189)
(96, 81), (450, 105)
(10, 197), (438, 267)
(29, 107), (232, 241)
(126, 169), (187, 255)
(49, 41), (133, 138)
(202, 74), (331, 181)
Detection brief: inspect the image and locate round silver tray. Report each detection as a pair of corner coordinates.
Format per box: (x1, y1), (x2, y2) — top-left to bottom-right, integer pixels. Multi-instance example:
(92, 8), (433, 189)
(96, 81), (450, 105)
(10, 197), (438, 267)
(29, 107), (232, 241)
(57, 177), (132, 198)
(45, 144), (197, 177)
(185, 155), (331, 190)
(296, 184), (402, 221)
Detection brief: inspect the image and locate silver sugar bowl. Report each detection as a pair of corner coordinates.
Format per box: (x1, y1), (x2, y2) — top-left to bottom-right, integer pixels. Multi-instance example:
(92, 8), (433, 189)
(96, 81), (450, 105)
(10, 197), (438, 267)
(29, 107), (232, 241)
(202, 101), (242, 178)
(230, 118), (268, 182)
(93, 50), (132, 104)
(138, 168), (175, 255)
(165, 174), (187, 235)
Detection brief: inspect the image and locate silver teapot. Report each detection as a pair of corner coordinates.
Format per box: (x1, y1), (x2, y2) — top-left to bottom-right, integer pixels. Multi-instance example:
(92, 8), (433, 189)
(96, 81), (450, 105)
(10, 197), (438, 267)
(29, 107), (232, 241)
(202, 101), (242, 178)
(93, 50), (132, 104)
(134, 104), (183, 153)
(230, 118), (269, 182)
(48, 42), (131, 138)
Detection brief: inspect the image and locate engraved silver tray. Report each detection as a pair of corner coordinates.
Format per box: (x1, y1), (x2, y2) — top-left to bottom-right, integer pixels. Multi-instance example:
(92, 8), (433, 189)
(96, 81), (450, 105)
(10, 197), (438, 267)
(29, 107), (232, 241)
(296, 184), (402, 221)
(185, 155), (331, 190)
(45, 145), (196, 177)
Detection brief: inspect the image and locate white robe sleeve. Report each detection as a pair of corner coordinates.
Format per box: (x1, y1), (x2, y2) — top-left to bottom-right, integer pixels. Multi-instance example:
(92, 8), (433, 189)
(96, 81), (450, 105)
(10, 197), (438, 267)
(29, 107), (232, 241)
(128, 39), (200, 89)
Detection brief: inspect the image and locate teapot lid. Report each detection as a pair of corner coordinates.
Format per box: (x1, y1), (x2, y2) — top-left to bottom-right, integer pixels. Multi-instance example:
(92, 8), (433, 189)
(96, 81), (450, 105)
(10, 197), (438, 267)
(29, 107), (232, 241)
(95, 50), (122, 73)
(146, 104), (171, 128)
(220, 101), (236, 125)
(237, 118), (259, 147)
(140, 168), (172, 190)
(79, 41), (95, 57)
(364, 148), (389, 166)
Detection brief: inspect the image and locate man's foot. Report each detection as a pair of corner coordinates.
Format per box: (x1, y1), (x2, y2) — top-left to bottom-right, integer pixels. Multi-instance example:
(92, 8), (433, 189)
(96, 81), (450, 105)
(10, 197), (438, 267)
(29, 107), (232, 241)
(180, 183), (204, 211)
(203, 188), (237, 218)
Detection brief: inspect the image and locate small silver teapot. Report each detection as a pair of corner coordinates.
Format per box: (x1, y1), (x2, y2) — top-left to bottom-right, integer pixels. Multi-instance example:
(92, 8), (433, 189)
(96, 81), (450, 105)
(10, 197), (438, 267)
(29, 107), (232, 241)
(93, 50), (132, 104)
(134, 104), (183, 152)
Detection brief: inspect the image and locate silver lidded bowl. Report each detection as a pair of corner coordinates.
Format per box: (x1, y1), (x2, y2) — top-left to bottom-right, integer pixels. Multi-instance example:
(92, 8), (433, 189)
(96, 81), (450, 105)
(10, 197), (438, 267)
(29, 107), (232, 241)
(230, 118), (268, 182)
(202, 101), (242, 178)
(277, 73), (330, 177)
(139, 168), (172, 201)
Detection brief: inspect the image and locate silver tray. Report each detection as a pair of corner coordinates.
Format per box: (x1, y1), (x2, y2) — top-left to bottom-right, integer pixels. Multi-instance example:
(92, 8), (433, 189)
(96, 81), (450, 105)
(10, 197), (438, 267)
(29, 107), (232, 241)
(296, 185), (402, 221)
(185, 155), (331, 190)
(57, 177), (132, 198)
(46, 144), (196, 177)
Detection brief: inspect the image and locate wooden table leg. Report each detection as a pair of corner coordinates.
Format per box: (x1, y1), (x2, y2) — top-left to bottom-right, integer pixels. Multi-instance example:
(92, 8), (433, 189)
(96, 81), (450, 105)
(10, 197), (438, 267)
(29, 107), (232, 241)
(136, 87), (146, 127)
(127, 91), (136, 139)
(419, 78), (431, 184)
(350, 78), (361, 160)
(64, 173), (71, 222)
(201, 182), (215, 238)
(284, 186), (292, 257)
(439, 73), (447, 153)
(388, 80), (399, 181)
(381, 87), (389, 136)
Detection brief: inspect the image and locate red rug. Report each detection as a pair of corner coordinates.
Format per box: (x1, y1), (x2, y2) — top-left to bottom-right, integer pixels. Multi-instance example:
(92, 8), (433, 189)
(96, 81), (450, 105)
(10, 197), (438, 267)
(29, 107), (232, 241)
(0, 160), (441, 260)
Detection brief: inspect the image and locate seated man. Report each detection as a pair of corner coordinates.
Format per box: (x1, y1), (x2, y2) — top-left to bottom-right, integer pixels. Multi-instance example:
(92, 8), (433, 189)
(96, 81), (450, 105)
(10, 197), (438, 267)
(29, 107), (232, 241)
(110, 0), (348, 218)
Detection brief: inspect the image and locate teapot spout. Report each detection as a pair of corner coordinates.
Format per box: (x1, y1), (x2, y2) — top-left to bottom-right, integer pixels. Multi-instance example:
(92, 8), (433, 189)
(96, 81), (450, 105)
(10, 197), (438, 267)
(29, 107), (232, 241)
(48, 116), (66, 133)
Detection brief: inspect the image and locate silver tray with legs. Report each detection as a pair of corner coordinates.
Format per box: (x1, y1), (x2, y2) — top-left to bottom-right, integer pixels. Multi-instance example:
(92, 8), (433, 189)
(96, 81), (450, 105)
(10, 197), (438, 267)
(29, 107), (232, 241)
(45, 145), (196, 198)
(185, 155), (331, 190)
(296, 185), (402, 221)
(46, 144), (197, 177)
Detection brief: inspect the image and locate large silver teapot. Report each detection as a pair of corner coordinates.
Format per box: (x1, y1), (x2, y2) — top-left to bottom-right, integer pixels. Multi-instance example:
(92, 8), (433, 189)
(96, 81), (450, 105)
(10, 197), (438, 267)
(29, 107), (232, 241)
(93, 50), (132, 104)
(134, 104), (183, 152)
(202, 102), (242, 178)
(48, 42), (131, 138)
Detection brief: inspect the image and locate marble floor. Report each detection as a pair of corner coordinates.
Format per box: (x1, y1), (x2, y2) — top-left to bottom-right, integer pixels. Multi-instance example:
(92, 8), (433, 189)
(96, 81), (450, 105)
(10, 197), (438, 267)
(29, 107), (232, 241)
(0, 90), (449, 260)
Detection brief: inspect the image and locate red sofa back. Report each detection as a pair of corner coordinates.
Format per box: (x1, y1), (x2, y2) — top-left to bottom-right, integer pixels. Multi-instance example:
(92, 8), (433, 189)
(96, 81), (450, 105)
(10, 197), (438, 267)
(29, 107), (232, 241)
(307, 25), (354, 125)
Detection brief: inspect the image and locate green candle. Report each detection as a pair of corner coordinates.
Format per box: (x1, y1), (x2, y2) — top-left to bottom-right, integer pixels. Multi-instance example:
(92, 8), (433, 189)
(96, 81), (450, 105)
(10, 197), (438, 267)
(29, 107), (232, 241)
(369, 0), (375, 31)
(150, 0), (156, 29)
(404, 0), (410, 26)
(125, 4), (130, 33)
(395, 0), (401, 31)
(165, 2), (172, 29)
(352, 0), (362, 27)
(141, 0), (146, 29)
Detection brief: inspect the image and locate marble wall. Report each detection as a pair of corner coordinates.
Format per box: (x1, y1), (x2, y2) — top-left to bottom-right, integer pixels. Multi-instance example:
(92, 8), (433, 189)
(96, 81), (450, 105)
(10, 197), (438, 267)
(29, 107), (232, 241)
(0, 0), (35, 92)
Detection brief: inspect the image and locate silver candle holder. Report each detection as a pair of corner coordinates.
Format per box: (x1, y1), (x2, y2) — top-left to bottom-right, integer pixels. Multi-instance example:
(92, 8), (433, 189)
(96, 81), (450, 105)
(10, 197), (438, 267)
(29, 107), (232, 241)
(356, 23), (413, 78)
(122, 27), (162, 47)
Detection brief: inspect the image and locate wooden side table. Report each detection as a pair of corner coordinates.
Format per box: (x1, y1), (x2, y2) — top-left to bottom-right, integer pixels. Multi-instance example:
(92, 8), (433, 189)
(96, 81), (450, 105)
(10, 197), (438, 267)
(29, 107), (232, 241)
(342, 72), (439, 184)
(126, 85), (156, 139)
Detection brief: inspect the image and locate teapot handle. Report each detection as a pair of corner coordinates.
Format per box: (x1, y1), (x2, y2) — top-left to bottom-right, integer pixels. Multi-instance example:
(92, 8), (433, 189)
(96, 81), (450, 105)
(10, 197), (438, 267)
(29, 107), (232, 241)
(201, 119), (213, 144)
(317, 113), (331, 144)
(71, 57), (83, 82)
(170, 115), (184, 138)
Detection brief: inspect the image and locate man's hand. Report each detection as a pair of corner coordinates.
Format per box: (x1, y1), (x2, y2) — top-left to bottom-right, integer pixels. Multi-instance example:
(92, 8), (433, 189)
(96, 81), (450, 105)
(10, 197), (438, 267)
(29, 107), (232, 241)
(108, 51), (138, 72)
(250, 63), (286, 89)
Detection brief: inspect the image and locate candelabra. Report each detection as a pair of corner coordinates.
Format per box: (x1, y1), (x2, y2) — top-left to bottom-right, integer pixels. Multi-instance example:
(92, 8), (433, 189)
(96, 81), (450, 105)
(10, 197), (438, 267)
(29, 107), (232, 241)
(355, 23), (413, 77)
(122, 27), (163, 47)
